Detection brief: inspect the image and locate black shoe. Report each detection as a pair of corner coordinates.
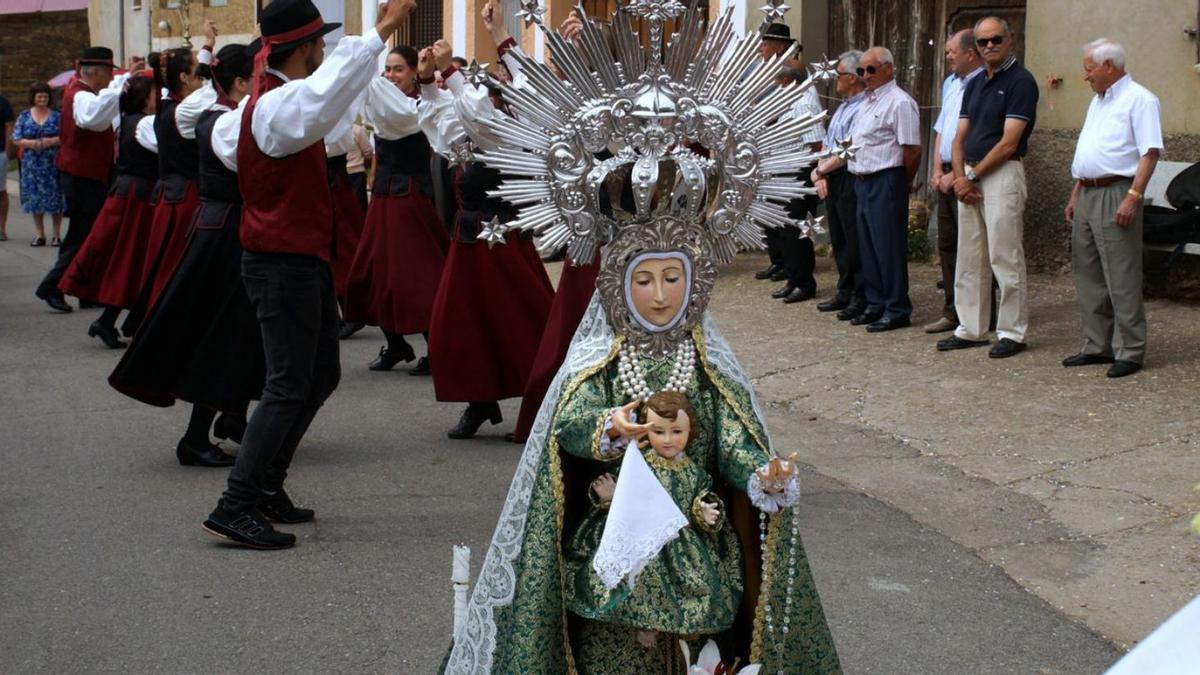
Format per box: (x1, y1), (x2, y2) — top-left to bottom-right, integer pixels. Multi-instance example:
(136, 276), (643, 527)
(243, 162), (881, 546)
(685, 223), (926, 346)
(866, 316), (910, 333)
(50, 236), (62, 247)
(212, 413), (247, 445)
(783, 287), (815, 304)
(937, 336), (990, 351)
(79, 300), (100, 309)
(1106, 360), (1142, 378)
(410, 356), (431, 376)
(755, 264), (782, 280)
(849, 311), (882, 326)
(368, 344), (416, 371)
(338, 320), (365, 340)
(771, 284), (795, 299)
(176, 438), (236, 467)
(203, 507), (295, 550)
(36, 289), (73, 313)
(448, 402), (503, 439)
(88, 320), (126, 349)
(260, 490), (315, 524)
(770, 269), (789, 282)
(1062, 353), (1116, 368)
(817, 297), (850, 312)
(988, 338), (1027, 359)
(836, 304), (865, 321)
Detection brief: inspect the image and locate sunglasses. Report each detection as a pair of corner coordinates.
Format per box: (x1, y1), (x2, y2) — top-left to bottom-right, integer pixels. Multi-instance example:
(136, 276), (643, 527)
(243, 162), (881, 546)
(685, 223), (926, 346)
(976, 35), (1005, 47)
(855, 65), (883, 76)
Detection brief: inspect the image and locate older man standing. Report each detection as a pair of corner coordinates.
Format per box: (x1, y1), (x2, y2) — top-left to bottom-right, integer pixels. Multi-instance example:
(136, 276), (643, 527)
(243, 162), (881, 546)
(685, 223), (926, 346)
(926, 30), (983, 334)
(939, 17), (1038, 358)
(811, 50), (868, 319)
(844, 47), (921, 332)
(1063, 39), (1161, 378)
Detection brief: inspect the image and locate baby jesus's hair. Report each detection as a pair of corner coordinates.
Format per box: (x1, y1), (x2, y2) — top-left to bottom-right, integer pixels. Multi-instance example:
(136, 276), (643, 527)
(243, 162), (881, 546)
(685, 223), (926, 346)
(642, 391), (696, 451)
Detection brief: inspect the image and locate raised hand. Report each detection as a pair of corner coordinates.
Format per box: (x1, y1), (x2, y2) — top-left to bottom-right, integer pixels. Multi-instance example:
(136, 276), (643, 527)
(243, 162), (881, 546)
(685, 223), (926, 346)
(558, 13), (583, 44)
(482, 0), (510, 44)
(608, 401), (650, 441)
(377, 0), (417, 35)
(432, 39), (454, 72)
(755, 452), (798, 494)
(203, 20), (219, 48)
(417, 46), (436, 80)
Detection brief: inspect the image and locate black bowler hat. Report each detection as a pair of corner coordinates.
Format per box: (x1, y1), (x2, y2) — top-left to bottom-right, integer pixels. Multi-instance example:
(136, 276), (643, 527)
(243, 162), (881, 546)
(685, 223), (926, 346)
(761, 22), (802, 51)
(78, 46), (117, 68)
(259, 0), (341, 53)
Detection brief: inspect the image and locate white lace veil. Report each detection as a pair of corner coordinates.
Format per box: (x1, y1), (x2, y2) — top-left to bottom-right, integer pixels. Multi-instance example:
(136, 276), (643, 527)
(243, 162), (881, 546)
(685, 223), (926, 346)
(445, 292), (776, 673)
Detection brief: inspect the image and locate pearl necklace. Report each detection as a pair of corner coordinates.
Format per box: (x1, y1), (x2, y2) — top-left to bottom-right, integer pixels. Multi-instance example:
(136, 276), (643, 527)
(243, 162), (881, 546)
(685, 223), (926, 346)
(617, 338), (696, 401)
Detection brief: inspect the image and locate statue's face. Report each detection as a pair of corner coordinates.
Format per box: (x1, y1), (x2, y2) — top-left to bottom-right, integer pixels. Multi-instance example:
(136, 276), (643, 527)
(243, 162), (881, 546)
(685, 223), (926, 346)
(645, 408), (690, 460)
(624, 252), (690, 332)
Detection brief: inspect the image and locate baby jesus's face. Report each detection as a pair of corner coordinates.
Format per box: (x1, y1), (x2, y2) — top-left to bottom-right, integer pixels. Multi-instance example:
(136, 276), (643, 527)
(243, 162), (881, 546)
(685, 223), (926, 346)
(645, 408), (690, 460)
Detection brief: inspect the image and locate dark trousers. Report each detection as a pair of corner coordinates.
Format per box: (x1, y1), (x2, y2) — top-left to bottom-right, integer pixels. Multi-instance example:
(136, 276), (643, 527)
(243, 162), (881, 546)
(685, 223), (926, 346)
(37, 171), (106, 299)
(826, 169), (865, 305)
(781, 191), (820, 292)
(936, 181), (960, 322)
(221, 251), (341, 512)
(854, 167), (912, 321)
(348, 171), (368, 213)
(764, 227), (785, 267)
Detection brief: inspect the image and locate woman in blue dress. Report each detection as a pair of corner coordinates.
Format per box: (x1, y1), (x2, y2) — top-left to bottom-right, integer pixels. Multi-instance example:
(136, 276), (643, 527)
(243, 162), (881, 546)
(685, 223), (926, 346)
(10, 82), (66, 246)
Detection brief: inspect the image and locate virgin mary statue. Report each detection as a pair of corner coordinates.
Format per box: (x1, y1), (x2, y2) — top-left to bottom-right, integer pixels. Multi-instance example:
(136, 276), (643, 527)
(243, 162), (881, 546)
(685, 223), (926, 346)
(434, 0), (843, 672)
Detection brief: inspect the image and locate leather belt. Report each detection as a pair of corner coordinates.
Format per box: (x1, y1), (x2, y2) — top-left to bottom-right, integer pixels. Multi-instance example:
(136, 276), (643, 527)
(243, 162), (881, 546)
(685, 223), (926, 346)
(1078, 176), (1133, 188)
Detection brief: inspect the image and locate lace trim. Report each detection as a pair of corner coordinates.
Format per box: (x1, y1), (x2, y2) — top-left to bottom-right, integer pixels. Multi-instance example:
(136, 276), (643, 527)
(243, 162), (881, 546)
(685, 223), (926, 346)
(746, 472), (800, 514)
(593, 517), (688, 590)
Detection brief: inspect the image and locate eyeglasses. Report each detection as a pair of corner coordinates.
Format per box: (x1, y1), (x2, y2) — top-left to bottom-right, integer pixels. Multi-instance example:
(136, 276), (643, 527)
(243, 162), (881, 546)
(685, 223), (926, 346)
(855, 65), (881, 76)
(975, 35), (1005, 47)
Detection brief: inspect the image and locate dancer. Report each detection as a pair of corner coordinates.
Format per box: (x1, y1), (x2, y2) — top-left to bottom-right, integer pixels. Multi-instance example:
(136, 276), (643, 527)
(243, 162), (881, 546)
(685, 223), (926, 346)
(344, 45), (448, 373)
(109, 43), (263, 468)
(58, 74), (158, 349)
(201, 0), (416, 551)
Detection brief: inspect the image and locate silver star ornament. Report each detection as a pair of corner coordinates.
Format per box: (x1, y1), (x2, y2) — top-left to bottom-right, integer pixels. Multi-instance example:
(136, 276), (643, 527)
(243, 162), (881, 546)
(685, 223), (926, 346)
(758, 2), (791, 22)
(809, 55), (840, 83)
(480, 217), (509, 248)
(464, 59), (492, 88)
(831, 137), (861, 162)
(515, 0), (545, 26)
(800, 213), (826, 238)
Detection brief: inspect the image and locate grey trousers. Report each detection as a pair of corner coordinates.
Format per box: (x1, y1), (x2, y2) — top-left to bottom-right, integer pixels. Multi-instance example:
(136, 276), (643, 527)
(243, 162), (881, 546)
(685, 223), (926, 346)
(1072, 181), (1146, 363)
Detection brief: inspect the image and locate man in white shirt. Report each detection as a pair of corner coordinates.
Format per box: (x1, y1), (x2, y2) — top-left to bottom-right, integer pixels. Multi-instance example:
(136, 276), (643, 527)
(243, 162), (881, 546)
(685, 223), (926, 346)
(1063, 39), (1162, 378)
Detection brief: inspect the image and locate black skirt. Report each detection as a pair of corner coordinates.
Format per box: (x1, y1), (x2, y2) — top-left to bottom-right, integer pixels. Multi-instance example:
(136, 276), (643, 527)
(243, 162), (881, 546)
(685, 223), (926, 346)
(109, 200), (265, 413)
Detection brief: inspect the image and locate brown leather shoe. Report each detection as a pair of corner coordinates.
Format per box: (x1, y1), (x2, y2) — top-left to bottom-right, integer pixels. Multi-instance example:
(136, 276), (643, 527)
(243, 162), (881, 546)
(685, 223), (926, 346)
(923, 317), (957, 334)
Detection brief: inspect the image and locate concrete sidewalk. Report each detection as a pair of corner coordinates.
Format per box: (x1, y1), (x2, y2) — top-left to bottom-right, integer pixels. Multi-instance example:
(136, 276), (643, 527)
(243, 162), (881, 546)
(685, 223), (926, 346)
(716, 252), (1200, 648)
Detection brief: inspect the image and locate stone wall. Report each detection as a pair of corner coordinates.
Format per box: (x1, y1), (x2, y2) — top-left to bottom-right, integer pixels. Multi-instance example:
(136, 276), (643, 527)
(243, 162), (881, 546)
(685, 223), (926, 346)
(0, 11), (91, 107)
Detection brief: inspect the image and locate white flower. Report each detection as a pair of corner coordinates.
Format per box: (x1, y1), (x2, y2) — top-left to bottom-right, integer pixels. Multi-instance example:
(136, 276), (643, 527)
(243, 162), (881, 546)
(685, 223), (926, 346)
(679, 639), (762, 675)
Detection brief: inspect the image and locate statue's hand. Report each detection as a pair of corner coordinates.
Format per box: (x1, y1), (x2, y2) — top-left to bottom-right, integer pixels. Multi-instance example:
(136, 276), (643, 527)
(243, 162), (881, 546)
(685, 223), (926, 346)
(591, 474), (616, 502)
(756, 452), (798, 493)
(608, 400), (649, 440)
(700, 501), (720, 526)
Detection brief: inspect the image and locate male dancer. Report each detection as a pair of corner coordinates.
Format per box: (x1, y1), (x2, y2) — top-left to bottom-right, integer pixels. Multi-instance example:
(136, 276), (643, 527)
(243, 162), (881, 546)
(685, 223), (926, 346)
(202, 0), (415, 550)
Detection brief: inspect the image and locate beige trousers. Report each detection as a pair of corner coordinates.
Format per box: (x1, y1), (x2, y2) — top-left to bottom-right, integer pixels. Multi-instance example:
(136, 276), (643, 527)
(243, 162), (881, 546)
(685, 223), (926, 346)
(953, 161), (1029, 343)
(1072, 181), (1146, 363)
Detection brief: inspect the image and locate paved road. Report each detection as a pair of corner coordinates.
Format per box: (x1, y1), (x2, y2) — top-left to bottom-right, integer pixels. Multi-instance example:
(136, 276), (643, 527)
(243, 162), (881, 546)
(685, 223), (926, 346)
(0, 210), (1122, 674)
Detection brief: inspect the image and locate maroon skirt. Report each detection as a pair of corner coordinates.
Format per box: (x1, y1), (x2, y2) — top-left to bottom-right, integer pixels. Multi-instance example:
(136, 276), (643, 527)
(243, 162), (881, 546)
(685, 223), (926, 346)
(59, 175), (157, 308)
(143, 179), (200, 312)
(429, 230), (554, 403)
(510, 253), (601, 442)
(330, 172), (365, 300)
(344, 185), (449, 335)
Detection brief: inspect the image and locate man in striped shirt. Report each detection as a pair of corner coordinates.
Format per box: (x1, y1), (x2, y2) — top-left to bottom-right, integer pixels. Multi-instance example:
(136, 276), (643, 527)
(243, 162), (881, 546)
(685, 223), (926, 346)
(844, 47), (922, 332)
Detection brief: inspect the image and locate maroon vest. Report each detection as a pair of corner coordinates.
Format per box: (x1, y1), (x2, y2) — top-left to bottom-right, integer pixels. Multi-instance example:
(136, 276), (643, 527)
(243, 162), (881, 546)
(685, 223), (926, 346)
(56, 79), (116, 183)
(237, 73), (333, 263)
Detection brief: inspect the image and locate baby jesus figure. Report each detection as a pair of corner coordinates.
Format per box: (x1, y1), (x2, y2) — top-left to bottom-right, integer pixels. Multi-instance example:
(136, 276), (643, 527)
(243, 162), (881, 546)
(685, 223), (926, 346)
(564, 391), (744, 653)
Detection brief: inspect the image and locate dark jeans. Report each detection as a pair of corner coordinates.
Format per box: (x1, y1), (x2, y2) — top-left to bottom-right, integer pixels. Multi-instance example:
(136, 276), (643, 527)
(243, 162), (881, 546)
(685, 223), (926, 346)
(220, 251), (341, 513)
(348, 171), (368, 213)
(854, 167), (912, 321)
(37, 171), (106, 299)
(825, 169), (865, 305)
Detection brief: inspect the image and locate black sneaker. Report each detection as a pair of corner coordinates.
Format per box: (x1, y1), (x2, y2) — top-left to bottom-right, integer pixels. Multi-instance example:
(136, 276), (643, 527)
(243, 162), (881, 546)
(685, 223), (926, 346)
(261, 490), (315, 524)
(203, 507), (296, 550)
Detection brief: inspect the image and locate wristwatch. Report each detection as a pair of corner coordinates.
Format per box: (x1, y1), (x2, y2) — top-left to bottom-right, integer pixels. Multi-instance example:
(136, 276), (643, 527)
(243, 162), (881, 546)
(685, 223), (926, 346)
(965, 166), (980, 183)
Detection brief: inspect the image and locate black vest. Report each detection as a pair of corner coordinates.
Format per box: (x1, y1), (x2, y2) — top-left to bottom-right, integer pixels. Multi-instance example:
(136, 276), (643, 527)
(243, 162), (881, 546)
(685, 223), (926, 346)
(195, 108), (241, 204)
(155, 98), (199, 181)
(326, 153), (349, 189)
(116, 113), (159, 181)
(373, 132), (432, 197)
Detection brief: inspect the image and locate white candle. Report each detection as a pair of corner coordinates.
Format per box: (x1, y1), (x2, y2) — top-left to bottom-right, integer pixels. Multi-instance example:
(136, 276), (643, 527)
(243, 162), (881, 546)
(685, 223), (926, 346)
(452, 545), (470, 583)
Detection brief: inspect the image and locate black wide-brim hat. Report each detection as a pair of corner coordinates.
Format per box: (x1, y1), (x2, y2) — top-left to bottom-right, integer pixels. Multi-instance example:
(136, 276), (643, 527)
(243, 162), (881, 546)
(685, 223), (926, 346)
(260, 0), (341, 54)
(78, 46), (117, 68)
(761, 22), (796, 44)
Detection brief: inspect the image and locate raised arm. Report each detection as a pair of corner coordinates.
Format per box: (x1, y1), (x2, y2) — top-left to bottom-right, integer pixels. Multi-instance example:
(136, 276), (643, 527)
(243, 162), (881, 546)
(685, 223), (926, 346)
(73, 73), (129, 131)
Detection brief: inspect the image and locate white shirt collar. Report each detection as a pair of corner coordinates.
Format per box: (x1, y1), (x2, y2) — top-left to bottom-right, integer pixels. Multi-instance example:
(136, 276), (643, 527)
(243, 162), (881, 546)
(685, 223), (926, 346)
(265, 68), (291, 84)
(1101, 73), (1132, 99)
(959, 66), (984, 84)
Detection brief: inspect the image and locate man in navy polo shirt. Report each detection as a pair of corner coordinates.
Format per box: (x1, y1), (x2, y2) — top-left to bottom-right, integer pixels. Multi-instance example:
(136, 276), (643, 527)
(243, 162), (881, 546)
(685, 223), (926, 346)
(938, 16), (1038, 359)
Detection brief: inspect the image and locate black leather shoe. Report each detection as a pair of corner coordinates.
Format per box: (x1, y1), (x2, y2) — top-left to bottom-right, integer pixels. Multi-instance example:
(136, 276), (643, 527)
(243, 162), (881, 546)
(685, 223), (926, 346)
(79, 300), (100, 309)
(988, 338), (1028, 359)
(770, 269), (789, 282)
(836, 304), (865, 321)
(817, 297), (849, 312)
(1106, 360), (1142, 378)
(1062, 353), (1116, 368)
(176, 438), (236, 467)
(88, 320), (127, 349)
(410, 356), (431, 376)
(448, 402), (503, 439)
(212, 414), (247, 445)
(368, 344), (416, 371)
(770, 284), (795, 299)
(338, 320), (365, 340)
(783, 287), (815, 304)
(866, 316), (910, 332)
(937, 336), (990, 351)
(755, 264), (782, 280)
(260, 490), (315, 524)
(849, 311), (882, 326)
(203, 507), (295, 550)
(36, 289), (73, 313)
